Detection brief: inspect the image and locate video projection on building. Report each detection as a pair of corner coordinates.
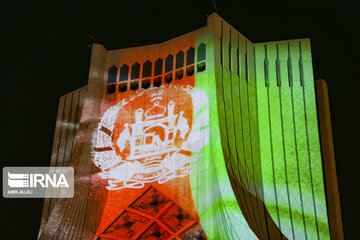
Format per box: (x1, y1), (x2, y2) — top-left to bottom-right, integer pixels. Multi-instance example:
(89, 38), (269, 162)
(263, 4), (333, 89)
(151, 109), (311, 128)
(38, 14), (342, 240)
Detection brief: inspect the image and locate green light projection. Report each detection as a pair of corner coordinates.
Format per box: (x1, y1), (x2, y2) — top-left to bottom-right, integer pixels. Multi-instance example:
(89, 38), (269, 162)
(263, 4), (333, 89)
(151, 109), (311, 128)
(190, 18), (331, 240)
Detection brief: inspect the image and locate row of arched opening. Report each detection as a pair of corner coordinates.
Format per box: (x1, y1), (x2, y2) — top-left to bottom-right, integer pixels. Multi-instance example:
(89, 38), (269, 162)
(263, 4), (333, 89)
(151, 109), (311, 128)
(106, 43), (206, 94)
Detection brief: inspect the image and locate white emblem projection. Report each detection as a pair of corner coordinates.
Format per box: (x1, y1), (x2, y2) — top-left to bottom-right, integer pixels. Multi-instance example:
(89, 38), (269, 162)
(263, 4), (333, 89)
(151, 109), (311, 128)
(93, 85), (209, 190)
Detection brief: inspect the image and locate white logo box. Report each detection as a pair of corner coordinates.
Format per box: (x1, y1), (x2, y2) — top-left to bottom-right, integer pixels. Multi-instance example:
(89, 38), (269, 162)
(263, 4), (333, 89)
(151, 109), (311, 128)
(3, 167), (74, 198)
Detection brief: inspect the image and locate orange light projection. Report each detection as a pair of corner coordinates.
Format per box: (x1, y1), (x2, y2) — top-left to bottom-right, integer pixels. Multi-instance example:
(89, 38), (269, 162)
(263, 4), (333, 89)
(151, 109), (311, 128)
(93, 53), (209, 239)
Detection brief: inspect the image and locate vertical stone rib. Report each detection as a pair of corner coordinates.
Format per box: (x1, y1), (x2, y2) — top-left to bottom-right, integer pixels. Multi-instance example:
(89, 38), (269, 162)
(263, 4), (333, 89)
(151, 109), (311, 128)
(38, 44), (107, 240)
(315, 79), (344, 240)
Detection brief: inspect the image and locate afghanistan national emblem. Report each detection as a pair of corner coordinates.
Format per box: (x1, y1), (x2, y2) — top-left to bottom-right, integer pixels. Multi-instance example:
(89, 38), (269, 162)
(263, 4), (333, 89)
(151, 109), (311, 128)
(93, 84), (209, 190)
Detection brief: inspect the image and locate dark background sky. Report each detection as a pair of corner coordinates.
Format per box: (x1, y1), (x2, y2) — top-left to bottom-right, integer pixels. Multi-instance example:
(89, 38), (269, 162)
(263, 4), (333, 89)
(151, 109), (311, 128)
(1, 0), (359, 239)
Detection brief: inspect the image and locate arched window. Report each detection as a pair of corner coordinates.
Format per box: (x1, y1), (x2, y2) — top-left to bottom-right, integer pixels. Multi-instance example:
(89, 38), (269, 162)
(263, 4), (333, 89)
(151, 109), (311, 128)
(107, 66), (117, 83)
(176, 51), (184, 69)
(186, 47), (195, 65)
(197, 43), (206, 72)
(154, 77), (162, 87)
(186, 66), (194, 76)
(107, 85), (116, 94)
(131, 62), (140, 80)
(118, 83), (127, 92)
(197, 43), (206, 62)
(165, 55), (173, 72)
(154, 58), (163, 76)
(119, 64), (129, 82)
(142, 60), (152, 78)
(186, 47), (195, 76)
(142, 79), (151, 89)
(130, 81), (139, 90)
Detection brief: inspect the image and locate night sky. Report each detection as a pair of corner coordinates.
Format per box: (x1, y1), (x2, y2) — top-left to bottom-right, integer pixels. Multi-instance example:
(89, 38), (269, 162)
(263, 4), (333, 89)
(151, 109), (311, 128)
(1, 1), (359, 239)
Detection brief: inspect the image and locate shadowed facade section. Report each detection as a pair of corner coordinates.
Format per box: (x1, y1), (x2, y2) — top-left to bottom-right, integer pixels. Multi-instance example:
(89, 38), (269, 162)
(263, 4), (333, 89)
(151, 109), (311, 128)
(315, 79), (344, 240)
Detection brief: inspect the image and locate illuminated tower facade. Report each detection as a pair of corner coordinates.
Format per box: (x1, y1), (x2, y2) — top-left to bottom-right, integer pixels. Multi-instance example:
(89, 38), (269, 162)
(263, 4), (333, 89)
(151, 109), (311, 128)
(38, 13), (343, 240)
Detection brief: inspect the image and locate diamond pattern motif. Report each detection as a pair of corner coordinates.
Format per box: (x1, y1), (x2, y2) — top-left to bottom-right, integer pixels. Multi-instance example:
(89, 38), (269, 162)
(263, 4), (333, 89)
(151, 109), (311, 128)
(97, 187), (206, 240)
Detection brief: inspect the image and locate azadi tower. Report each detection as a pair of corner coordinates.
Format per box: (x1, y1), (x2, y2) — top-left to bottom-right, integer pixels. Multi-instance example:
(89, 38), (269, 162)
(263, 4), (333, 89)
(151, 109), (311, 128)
(38, 13), (343, 240)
